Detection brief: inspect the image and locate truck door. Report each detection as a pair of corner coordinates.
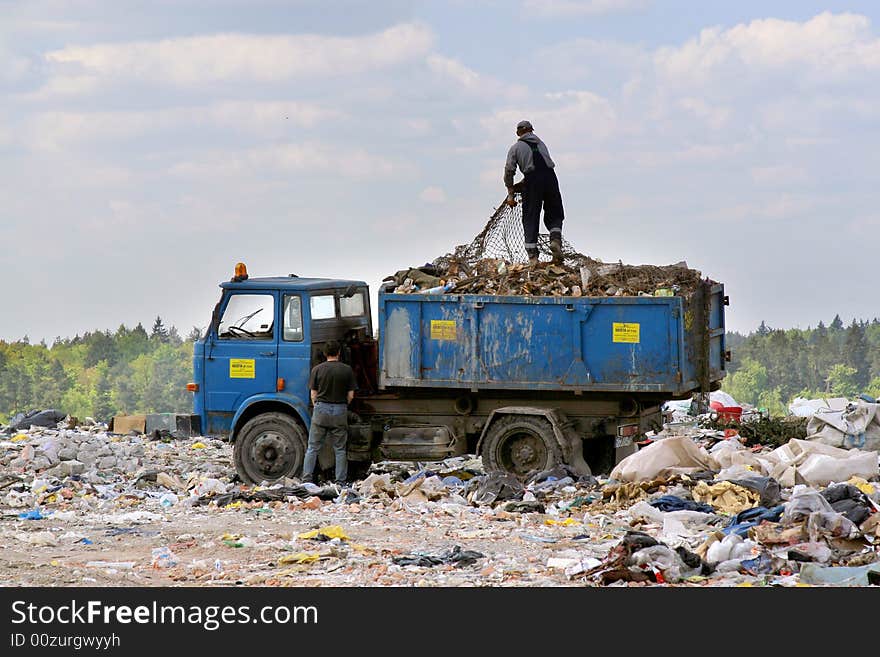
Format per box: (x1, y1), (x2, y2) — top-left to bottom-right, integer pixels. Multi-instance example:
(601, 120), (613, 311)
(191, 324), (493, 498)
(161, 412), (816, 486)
(205, 291), (278, 415)
(277, 293), (311, 405)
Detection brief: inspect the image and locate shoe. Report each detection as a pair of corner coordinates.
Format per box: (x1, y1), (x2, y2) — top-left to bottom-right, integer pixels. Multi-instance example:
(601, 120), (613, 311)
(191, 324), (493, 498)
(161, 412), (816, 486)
(301, 473), (313, 483)
(550, 238), (563, 264)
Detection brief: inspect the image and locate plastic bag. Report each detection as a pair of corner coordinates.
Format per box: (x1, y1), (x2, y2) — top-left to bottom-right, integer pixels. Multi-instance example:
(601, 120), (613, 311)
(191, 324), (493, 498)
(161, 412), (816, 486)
(705, 533), (756, 565)
(609, 436), (714, 483)
(805, 400), (880, 451)
(782, 485), (834, 524)
(764, 439), (879, 487)
(628, 545), (686, 582)
(799, 562), (880, 586)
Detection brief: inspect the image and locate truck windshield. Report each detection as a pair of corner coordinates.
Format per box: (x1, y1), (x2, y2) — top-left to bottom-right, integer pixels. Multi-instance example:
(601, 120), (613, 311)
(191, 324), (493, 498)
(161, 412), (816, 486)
(218, 293), (274, 340)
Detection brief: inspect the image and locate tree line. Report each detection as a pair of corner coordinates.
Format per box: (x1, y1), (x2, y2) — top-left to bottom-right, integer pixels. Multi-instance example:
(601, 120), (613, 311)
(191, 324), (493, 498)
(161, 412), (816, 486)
(723, 315), (880, 414)
(1, 314), (879, 424)
(0, 318), (198, 424)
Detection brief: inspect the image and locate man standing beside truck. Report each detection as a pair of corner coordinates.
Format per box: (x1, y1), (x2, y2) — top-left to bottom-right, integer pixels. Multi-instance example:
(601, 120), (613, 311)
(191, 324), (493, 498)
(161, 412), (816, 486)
(503, 120), (565, 265)
(301, 340), (357, 486)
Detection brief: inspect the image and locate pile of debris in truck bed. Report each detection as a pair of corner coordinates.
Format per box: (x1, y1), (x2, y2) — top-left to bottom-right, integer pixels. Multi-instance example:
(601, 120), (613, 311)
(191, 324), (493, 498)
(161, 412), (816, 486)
(384, 195), (708, 297)
(386, 257), (704, 297)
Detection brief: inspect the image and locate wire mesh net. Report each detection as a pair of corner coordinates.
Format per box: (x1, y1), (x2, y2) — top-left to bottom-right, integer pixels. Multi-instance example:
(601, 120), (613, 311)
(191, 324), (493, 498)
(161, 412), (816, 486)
(432, 191), (592, 279)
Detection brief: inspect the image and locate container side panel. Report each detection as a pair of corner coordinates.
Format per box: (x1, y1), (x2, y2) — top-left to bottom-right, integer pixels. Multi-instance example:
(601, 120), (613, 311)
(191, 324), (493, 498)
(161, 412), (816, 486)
(383, 305), (415, 380)
(419, 301), (472, 382)
(477, 303), (575, 384)
(582, 302), (675, 385)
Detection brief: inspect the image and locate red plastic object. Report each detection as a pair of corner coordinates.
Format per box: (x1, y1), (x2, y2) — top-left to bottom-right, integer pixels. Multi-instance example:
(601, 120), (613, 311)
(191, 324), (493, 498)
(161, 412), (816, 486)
(724, 428), (739, 439)
(717, 406), (743, 422)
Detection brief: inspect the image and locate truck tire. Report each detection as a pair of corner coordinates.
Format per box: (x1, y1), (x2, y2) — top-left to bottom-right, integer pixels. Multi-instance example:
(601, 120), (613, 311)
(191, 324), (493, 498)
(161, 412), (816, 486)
(233, 412), (307, 484)
(481, 415), (562, 479)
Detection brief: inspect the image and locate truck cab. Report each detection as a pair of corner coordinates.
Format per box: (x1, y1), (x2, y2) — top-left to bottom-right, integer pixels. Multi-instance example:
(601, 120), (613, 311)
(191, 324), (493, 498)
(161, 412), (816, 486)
(191, 264), (373, 482)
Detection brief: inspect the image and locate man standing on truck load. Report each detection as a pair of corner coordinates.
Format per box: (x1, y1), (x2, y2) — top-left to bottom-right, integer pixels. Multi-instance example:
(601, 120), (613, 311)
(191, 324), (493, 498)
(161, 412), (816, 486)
(503, 120), (565, 265)
(302, 340), (357, 486)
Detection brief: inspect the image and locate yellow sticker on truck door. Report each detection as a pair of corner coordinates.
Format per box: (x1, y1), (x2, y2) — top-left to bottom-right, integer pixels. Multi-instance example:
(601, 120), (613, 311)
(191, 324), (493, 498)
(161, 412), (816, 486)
(229, 359), (256, 378)
(612, 323), (640, 343)
(430, 320), (457, 340)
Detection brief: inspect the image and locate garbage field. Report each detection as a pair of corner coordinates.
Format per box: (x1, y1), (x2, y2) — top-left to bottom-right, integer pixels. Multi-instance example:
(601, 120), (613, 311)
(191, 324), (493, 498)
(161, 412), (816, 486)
(2, 404), (879, 588)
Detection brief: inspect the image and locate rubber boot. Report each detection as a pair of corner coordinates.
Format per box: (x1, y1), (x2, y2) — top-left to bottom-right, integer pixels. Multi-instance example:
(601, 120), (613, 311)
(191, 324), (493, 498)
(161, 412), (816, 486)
(550, 237), (563, 264)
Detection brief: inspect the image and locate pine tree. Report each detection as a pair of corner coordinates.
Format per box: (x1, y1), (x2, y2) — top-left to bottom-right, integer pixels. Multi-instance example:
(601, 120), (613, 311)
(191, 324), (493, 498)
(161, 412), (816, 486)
(844, 319), (870, 389)
(151, 316), (169, 343)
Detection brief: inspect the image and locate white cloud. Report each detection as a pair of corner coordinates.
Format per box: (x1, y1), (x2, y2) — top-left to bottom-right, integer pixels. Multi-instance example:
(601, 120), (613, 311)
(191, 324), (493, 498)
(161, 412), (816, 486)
(523, 0), (649, 17)
(426, 54), (527, 100)
(44, 22), (434, 85)
(482, 90), (617, 145)
(655, 12), (880, 87)
(168, 142), (401, 180)
(532, 38), (648, 85)
(678, 97), (731, 130)
(426, 55), (481, 90)
(24, 75), (100, 99)
(709, 193), (815, 223)
(25, 101), (345, 151)
(750, 165), (808, 186)
(419, 186), (447, 203)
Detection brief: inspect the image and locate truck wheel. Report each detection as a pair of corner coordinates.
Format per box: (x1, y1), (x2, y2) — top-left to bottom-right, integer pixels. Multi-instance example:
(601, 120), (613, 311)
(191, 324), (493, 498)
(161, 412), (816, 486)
(481, 415), (562, 479)
(233, 412), (307, 484)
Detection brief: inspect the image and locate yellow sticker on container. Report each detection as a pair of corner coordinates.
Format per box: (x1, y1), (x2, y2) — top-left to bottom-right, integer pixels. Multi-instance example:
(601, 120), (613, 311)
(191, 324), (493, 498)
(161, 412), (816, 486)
(229, 358), (256, 378)
(430, 319), (457, 340)
(612, 322), (640, 343)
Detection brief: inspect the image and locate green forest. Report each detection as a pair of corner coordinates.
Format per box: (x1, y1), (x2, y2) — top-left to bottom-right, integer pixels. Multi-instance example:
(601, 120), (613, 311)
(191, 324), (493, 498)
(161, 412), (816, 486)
(724, 315), (880, 413)
(0, 318), (196, 424)
(1, 314), (879, 424)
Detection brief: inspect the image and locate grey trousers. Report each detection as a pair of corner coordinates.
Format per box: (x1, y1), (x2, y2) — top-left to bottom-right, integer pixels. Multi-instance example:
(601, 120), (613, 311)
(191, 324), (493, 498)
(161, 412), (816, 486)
(302, 423), (348, 483)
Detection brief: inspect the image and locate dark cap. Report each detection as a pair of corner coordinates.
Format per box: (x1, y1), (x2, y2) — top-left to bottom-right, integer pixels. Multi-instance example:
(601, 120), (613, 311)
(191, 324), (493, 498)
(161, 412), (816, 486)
(516, 120), (533, 131)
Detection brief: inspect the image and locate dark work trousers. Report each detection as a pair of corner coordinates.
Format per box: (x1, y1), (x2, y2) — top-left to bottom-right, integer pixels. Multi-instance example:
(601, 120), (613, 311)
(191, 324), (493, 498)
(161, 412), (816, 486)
(521, 147), (564, 257)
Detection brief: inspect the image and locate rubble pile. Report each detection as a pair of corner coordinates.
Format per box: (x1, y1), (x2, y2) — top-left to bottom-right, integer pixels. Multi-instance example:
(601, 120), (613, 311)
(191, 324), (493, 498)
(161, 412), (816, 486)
(1, 407), (878, 587)
(385, 257), (706, 299)
(383, 199), (708, 297)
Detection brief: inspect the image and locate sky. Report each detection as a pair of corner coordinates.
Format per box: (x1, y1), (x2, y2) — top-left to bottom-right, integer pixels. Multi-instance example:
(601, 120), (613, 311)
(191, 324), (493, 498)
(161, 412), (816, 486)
(2, 0), (879, 343)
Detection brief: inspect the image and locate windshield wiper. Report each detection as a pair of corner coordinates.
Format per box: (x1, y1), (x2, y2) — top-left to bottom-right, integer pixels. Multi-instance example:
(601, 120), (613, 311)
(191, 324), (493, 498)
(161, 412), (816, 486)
(235, 308), (263, 327)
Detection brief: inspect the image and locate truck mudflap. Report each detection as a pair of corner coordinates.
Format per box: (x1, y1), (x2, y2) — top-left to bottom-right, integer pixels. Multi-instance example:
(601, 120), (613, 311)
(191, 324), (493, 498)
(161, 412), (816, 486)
(476, 406), (591, 477)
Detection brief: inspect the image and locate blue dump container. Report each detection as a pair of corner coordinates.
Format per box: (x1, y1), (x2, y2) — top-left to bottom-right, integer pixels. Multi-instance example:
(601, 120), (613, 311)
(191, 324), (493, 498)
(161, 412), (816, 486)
(378, 281), (726, 396)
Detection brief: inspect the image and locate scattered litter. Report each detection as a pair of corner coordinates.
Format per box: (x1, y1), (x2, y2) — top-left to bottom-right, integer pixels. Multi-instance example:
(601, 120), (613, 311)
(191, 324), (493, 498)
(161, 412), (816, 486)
(392, 545), (484, 568)
(298, 526), (350, 542)
(2, 412), (878, 587)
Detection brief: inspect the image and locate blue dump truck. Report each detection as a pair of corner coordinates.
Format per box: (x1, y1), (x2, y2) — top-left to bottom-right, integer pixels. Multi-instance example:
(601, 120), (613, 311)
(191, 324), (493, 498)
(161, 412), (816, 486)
(190, 263), (728, 483)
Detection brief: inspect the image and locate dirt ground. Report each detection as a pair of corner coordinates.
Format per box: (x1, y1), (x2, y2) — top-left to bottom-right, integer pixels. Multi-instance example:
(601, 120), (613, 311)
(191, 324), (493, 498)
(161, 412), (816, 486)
(3, 426), (878, 588)
(1, 463), (638, 588)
